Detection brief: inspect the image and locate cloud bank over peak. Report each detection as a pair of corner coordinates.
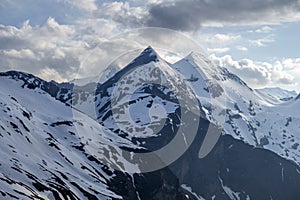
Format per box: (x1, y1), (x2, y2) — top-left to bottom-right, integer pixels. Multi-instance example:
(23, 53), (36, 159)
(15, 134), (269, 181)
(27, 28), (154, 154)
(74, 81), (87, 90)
(211, 54), (298, 89)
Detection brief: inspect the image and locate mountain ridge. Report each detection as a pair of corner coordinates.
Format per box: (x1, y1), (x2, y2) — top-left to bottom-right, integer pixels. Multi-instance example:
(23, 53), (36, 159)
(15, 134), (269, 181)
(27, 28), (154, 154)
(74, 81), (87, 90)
(1, 47), (300, 199)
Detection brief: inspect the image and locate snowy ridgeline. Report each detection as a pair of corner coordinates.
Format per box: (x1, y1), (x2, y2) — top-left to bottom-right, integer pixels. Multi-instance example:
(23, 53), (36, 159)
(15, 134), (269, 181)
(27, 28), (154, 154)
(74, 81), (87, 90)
(0, 46), (300, 200)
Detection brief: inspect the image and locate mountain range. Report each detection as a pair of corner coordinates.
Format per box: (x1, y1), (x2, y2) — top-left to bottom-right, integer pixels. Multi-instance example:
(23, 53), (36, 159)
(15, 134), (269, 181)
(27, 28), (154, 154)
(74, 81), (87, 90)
(0, 46), (300, 200)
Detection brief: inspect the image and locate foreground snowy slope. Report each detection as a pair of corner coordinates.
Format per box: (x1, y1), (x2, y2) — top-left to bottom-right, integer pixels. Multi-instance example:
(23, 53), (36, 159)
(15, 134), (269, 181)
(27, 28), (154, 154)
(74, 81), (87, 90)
(0, 73), (196, 199)
(0, 76), (126, 199)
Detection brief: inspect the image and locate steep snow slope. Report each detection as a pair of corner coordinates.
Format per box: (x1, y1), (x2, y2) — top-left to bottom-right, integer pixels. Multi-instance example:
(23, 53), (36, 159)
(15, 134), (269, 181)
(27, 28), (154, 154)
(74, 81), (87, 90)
(94, 47), (200, 153)
(0, 76), (129, 199)
(0, 75), (197, 200)
(172, 53), (300, 166)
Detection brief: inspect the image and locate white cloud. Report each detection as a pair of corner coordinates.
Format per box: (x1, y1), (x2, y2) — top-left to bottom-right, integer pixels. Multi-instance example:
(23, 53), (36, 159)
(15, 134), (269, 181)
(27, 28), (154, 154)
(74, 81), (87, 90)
(249, 35), (275, 46)
(236, 46), (248, 51)
(255, 26), (273, 33)
(99, 1), (145, 27)
(211, 54), (296, 88)
(38, 67), (68, 82)
(0, 16), (195, 81)
(280, 58), (300, 90)
(199, 33), (242, 51)
(0, 18), (88, 80)
(207, 47), (230, 54)
(282, 58), (300, 70)
(212, 34), (241, 42)
(63, 0), (97, 12)
(2, 49), (36, 59)
(0, 16), (148, 82)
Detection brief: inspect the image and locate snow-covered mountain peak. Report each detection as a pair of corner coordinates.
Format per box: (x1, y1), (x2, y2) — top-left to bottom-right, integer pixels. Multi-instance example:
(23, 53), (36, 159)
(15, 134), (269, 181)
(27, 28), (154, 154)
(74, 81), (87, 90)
(94, 46), (200, 142)
(127, 46), (160, 67)
(143, 45), (157, 55)
(185, 51), (208, 60)
(184, 51), (217, 69)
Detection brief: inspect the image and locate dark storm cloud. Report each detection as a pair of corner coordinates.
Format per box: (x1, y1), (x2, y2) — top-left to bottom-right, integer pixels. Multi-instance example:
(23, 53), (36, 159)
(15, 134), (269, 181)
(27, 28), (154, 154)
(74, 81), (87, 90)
(144, 0), (300, 31)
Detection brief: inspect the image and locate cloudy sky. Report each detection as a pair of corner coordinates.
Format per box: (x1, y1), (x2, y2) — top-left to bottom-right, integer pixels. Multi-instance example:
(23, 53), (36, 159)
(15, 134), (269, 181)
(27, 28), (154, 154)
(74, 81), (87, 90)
(0, 0), (299, 92)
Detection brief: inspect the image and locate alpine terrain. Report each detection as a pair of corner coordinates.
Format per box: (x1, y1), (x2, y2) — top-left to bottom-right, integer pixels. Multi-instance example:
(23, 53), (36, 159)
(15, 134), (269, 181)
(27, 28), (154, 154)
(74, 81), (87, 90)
(1, 46), (300, 200)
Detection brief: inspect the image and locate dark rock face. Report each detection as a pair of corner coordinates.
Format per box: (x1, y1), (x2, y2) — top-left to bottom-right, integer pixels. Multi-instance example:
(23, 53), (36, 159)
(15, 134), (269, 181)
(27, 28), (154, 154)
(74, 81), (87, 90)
(73, 142), (197, 200)
(168, 118), (300, 200)
(108, 168), (197, 200)
(101, 112), (300, 200)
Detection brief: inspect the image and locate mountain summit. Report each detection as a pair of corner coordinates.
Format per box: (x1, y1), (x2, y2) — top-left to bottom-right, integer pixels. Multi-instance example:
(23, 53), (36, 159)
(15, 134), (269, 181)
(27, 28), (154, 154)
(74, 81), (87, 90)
(126, 46), (159, 68)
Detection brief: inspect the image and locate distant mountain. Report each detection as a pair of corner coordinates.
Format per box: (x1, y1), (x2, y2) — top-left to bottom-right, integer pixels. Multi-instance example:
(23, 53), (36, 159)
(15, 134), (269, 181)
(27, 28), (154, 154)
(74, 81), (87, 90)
(256, 87), (297, 101)
(1, 47), (300, 200)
